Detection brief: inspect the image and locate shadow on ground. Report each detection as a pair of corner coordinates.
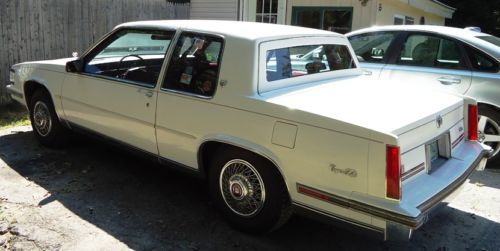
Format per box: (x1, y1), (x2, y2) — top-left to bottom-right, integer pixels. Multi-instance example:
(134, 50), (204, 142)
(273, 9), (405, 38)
(0, 130), (499, 250)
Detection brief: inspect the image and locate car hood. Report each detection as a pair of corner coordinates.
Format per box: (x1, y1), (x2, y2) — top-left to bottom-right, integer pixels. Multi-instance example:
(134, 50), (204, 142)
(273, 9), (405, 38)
(264, 76), (464, 136)
(15, 57), (75, 72)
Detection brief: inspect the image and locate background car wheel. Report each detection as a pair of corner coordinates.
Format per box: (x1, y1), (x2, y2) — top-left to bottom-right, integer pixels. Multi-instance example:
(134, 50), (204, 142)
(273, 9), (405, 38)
(29, 89), (69, 147)
(478, 105), (500, 165)
(209, 147), (292, 233)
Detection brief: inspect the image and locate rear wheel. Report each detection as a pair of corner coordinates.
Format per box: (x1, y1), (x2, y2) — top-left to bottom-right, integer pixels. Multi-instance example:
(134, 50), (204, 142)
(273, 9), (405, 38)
(29, 89), (69, 146)
(209, 147), (292, 233)
(478, 106), (500, 165)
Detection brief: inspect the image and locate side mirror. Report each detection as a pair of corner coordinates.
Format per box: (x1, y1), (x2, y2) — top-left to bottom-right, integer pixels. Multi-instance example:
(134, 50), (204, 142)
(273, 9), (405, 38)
(66, 59), (84, 73)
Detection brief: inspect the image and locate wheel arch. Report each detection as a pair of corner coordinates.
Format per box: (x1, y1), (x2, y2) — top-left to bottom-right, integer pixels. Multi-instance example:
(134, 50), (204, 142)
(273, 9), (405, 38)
(197, 138), (291, 195)
(24, 80), (52, 110)
(477, 101), (500, 115)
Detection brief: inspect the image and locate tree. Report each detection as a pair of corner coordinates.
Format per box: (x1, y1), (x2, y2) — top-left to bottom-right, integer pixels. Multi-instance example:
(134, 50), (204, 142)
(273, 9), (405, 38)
(440, 0), (500, 36)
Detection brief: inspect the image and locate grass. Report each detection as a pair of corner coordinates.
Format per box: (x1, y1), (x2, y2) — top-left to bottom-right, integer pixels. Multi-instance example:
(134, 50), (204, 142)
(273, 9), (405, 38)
(0, 102), (31, 129)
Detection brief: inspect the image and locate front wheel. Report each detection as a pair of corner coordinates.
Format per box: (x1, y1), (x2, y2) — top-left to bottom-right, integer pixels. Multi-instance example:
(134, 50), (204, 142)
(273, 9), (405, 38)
(29, 90), (69, 146)
(209, 147), (292, 233)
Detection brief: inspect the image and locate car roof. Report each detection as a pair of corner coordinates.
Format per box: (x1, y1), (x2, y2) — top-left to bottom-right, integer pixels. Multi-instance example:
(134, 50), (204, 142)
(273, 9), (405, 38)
(116, 20), (342, 41)
(347, 25), (500, 60)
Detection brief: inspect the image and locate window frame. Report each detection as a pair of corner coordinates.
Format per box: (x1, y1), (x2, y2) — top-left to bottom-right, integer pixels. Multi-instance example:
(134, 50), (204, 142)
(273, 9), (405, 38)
(258, 36), (360, 94)
(160, 31), (226, 99)
(79, 27), (176, 89)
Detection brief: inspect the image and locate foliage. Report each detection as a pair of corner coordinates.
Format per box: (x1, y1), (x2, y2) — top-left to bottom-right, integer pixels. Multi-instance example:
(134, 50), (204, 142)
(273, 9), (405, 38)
(0, 103), (30, 129)
(441, 0), (500, 37)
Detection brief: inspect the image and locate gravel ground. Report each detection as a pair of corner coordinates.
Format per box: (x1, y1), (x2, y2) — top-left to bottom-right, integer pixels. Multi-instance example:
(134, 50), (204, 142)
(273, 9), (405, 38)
(0, 125), (499, 250)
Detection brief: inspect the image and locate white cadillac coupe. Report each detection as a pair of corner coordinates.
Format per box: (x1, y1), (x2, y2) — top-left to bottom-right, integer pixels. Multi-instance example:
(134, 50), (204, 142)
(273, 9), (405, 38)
(6, 20), (491, 240)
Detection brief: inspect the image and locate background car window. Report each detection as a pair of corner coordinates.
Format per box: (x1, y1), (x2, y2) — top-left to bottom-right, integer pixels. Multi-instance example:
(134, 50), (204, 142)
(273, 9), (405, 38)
(465, 46), (500, 73)
(84, 29), (174, 87)
(162, 32), (223, 97)
(266, 44), (355, 82)
(398, 34), (463, 69)
(348, 32), (395, 63)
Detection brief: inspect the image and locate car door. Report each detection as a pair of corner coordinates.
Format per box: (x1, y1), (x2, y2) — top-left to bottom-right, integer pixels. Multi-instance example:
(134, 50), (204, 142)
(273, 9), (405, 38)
(155, 32), (224, 168)
(380, 32), (472, 94)
(348, 31), (398, 78)
(62, 28), (175, 154)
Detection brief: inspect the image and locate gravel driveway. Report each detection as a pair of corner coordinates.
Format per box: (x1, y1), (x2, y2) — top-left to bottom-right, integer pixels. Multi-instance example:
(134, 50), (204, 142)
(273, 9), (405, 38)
(0, 126), (499, 250)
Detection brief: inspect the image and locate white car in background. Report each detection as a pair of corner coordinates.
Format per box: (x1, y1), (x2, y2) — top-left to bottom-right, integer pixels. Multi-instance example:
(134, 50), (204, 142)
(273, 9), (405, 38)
(347, 25), (500, 163)
(7, 20), (490, 240)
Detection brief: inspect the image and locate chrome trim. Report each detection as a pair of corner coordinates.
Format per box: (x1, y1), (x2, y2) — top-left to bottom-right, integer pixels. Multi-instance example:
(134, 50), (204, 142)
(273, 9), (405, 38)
(292, 202), (385, 239)
(296, 183), (423, 228)
(452, 133), (464, 149)
(401, 162), (425, 181)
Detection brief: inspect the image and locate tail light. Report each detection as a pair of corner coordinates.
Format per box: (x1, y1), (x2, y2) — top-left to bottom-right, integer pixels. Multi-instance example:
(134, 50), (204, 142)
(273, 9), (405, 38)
(468, 104), (478, 141)
(386, 145), (401, 200)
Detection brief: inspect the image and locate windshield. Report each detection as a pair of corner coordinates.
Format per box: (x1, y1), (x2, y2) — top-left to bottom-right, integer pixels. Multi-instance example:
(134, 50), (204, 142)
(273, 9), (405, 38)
(477, 35), (500, 47)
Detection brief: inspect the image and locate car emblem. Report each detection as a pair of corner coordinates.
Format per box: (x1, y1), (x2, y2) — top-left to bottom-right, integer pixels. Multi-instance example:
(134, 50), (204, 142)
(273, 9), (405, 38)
(436, 115), (443, 128)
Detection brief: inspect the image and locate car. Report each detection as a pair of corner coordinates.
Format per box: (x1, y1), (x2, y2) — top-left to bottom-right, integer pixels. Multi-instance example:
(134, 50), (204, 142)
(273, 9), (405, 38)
(6, 20), (491, 240)
(346, 25), (500, 163)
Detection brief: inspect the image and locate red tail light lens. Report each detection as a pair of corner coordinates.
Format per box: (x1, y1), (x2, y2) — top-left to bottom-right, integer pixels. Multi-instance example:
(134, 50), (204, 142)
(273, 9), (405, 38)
(386, 145), (401, 200)
(468, 104), (478, 141)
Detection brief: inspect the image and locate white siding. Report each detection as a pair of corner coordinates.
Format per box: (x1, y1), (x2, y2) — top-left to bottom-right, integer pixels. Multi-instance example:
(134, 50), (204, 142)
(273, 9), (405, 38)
(190, 0), (239, 21)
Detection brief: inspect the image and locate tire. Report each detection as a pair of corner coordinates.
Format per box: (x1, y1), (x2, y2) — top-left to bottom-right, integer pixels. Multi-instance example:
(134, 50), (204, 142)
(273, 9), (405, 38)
(29, 89), (69, 147)
(208, 147), (292, 233)
(478, 105), (500, 165)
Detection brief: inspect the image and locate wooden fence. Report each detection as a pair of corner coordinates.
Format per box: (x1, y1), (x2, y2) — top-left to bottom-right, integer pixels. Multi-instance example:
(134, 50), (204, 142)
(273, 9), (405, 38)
(0, 0), (190, 106)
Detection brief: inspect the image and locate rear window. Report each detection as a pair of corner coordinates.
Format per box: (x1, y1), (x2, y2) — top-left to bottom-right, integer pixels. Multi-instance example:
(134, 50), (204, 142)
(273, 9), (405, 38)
(477, 35), (500, 47)
(265, 44), (356, 82)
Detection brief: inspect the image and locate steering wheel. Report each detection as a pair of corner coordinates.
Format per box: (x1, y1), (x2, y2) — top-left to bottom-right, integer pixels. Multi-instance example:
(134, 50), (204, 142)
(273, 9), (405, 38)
(117, 54), (145, 70)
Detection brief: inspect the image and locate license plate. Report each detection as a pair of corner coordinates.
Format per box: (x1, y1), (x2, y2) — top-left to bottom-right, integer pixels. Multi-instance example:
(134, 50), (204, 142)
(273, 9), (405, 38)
(428, 140), (439, 162)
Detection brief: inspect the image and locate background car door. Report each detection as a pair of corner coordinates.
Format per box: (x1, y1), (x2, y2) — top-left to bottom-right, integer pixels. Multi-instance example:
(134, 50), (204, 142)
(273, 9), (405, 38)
(62, 29), (175, 154)
(380, 32), (472, 94)
(348, 31), (398, 78)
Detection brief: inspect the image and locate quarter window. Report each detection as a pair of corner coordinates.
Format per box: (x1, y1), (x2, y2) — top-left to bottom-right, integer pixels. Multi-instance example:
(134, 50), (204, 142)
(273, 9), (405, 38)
(348, 32), (396, 63)
(398, 34), (464, 69)
(83, 29), (174, 87)
(266, 44), (355, 82)
(163, 32), (223, 97)
(465, 46), (499, 73)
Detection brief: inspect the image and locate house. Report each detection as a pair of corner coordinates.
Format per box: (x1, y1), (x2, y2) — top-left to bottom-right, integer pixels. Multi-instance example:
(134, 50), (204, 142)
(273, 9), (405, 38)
(189, 0), (455, 34)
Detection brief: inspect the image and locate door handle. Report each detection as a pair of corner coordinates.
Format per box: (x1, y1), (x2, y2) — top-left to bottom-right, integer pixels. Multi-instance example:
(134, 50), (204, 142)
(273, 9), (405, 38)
(144, 91), (154, 97)
(362, 69), (373, 76)
(138, 89), (154, 97)
(437, 77), (461, 85)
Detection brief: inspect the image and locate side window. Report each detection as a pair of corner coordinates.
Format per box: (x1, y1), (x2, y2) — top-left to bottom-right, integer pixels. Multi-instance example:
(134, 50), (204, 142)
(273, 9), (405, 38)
(398, 34), (464, 69)
(163, 32), (223, 97)
(266, 44), (355, 82)
(83, 29), (174, 87)
(348, 32), (395, 63)
(465, 46), (499, 73)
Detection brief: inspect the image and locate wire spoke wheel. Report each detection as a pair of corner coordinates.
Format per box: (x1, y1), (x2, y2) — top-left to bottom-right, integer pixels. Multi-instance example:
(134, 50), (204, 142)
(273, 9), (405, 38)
(33, 101), (52, 137)
(219, 159), (265, 217)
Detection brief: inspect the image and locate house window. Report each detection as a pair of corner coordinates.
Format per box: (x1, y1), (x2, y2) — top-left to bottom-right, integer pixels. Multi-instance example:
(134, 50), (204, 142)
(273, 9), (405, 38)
(256, 0), (278, 23)
(292, 7), (353, 34)
(394, 15), (414, 25)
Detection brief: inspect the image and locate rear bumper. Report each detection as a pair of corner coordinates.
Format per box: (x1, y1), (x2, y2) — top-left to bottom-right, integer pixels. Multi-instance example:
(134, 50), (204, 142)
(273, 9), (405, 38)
(293, 143), (491, 241)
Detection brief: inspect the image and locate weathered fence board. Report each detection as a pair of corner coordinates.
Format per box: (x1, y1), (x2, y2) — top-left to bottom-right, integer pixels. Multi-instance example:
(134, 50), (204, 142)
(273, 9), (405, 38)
(0, 0), (190, 106)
